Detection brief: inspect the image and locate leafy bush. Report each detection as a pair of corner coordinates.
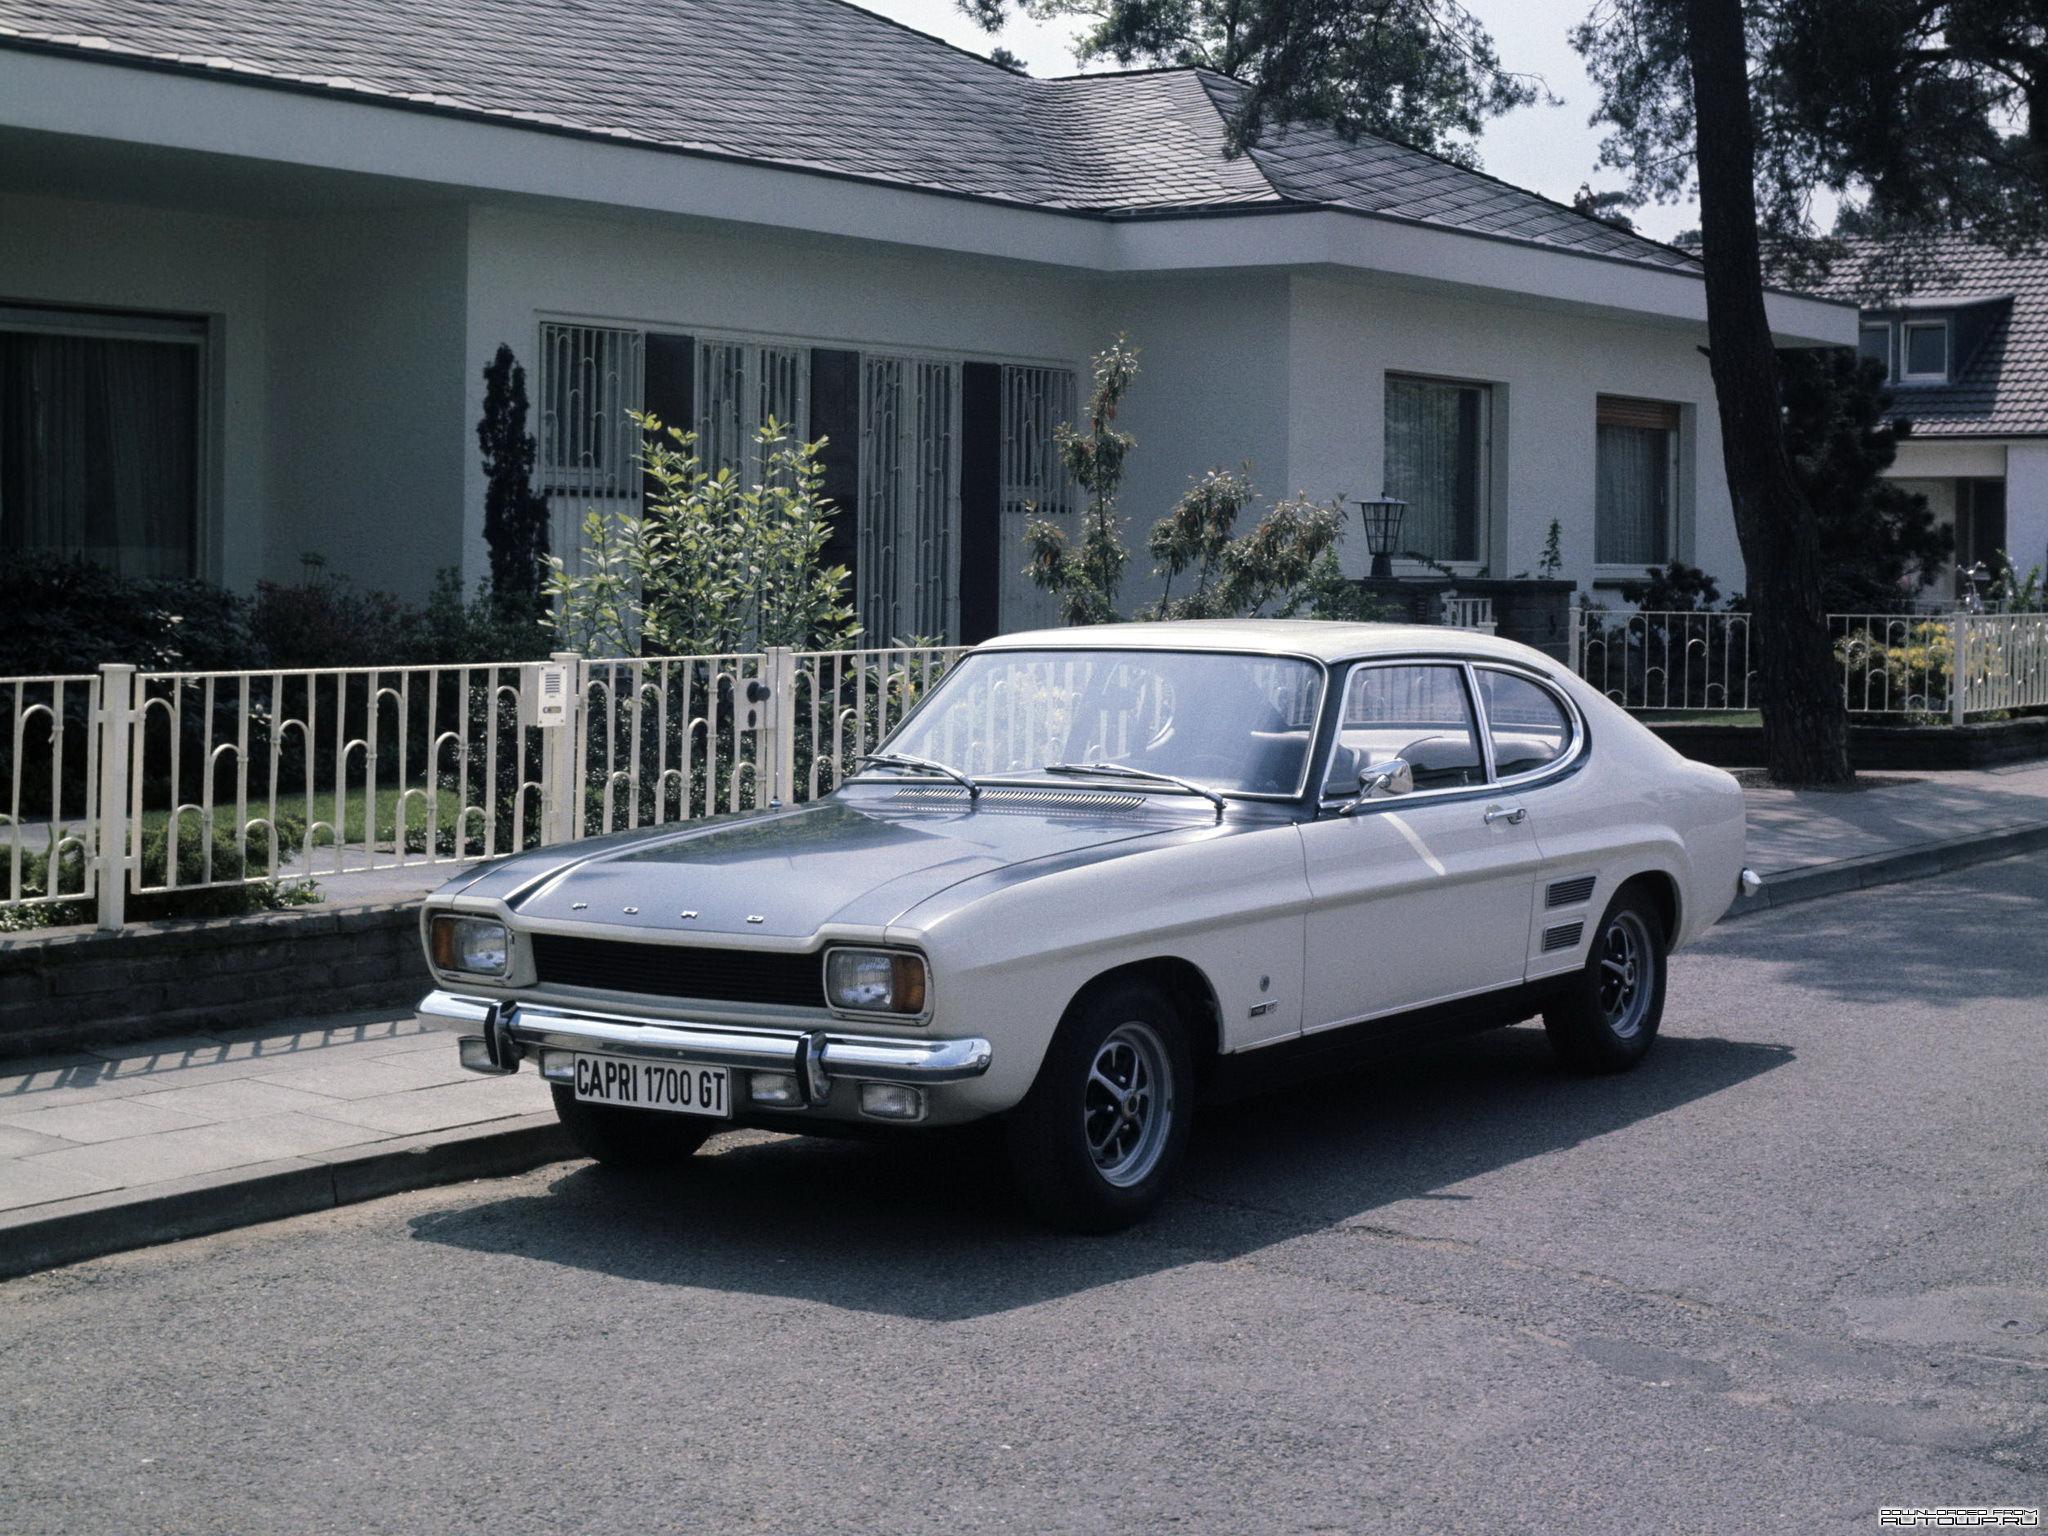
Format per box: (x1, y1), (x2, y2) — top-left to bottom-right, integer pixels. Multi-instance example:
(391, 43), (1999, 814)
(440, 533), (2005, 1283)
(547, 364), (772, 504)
(0, 814), (320, 930)
(0, 554), (262, 676)
(545, 417), (856, 656)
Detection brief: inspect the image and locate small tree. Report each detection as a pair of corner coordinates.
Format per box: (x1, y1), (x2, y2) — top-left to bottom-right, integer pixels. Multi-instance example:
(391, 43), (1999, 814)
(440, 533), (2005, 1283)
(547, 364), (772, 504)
(1779, 348), (1952, 612)
(545, 417), (856, 657)
(1144, 467), (1393, 621)
(1026, 337), (1138, 625)
(477, 345), (552, 626)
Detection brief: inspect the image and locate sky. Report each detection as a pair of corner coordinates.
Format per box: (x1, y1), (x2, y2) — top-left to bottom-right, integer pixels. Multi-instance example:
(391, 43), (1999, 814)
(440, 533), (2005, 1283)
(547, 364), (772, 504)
(853, 0), (1703, 243)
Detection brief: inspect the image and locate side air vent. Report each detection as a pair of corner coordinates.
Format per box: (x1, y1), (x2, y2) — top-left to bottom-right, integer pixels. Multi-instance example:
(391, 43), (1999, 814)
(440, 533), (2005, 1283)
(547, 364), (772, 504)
(1546, 875), (1597, 909)
(1541, 921), (1585, 954)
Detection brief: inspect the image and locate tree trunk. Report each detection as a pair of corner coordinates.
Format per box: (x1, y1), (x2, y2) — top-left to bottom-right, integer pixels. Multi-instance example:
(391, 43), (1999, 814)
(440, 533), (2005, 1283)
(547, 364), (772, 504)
(1684, 0), (1854, 785)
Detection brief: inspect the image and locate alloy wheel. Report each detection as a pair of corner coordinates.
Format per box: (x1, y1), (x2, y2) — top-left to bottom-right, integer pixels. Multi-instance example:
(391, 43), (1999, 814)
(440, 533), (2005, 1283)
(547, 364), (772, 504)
(1596, 909), (1654, 1039)
(1083, 1021), (1174, 1187)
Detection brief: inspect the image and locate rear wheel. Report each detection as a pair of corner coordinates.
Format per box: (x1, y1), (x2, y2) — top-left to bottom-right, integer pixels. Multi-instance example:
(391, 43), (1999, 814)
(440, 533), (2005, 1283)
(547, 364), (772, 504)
(1005, 981), (1193, 1233)
(551, 1085), (716, 1169)
(1543, 887), (1667, 1074)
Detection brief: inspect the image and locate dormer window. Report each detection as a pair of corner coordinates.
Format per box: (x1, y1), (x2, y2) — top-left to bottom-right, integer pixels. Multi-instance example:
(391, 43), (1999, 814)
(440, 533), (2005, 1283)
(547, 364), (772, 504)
(1901, 320), (1949, 382)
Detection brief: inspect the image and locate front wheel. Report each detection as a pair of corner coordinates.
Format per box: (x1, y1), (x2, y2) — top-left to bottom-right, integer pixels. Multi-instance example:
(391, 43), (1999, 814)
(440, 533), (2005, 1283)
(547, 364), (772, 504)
(551, 1085), (716, 1169)
(1543, 887), (1667, 1074)
(1004, 981), (1194, 1233)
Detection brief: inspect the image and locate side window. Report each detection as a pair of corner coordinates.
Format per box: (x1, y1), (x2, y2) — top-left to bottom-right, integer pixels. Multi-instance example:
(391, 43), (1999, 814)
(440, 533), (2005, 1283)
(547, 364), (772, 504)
(1324, 664), (1485, 794)
(1477, 670), (1573, 777)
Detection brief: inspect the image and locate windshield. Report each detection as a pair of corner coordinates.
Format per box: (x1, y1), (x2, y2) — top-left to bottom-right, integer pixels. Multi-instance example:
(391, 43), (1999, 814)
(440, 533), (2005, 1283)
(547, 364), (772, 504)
(878, 649), (1325, 796)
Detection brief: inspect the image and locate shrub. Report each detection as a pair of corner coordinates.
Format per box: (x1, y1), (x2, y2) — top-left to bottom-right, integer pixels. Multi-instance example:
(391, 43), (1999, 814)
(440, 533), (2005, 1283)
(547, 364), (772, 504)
(0, 554), (262, 676)
(545, 418), (856, 656)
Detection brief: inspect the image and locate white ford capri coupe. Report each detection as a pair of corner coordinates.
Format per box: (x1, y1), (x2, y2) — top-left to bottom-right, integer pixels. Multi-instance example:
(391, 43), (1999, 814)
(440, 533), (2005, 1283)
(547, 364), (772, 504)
(419, 620), (1753, 1231)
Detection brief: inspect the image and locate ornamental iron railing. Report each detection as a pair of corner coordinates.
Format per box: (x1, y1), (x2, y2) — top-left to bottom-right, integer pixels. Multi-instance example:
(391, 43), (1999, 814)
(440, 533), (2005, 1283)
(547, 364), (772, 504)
(1570, 608), (2048, 722)
(1, 645), (964, 932)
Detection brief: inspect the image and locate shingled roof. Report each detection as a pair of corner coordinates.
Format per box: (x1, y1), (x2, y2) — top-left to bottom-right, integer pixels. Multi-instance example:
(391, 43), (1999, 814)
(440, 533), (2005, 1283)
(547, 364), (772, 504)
(0, 0), (1698, 272)
(1800, 237), (2048, 439)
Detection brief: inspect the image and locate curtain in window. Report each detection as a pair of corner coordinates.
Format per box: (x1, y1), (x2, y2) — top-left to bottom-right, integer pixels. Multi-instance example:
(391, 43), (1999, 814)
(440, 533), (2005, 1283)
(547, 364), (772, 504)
(1384, 377), (1482, 562)
(0, 332), (199, 578)
(1595, 423), (1671, 565)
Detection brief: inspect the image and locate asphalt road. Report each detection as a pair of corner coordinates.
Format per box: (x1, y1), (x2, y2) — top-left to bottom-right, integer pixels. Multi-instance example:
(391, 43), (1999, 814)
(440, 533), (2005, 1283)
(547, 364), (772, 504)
(4, 858), (2046, 1535)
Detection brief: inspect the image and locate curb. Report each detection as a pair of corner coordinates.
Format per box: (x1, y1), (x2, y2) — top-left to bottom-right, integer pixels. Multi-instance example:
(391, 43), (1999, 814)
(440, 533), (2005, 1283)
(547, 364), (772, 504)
(0, 1111), (574, 1281)
(1729, 818), (2048, 918)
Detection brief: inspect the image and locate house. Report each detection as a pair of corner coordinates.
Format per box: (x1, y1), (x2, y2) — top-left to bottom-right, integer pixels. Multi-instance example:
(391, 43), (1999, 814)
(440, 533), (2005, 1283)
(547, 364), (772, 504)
(1801, 236), (2048, 598)
(0, 0), (1855, 645)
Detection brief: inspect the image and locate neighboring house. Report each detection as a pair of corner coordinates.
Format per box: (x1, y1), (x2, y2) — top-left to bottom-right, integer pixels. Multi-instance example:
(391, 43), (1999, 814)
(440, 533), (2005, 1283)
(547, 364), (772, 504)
(0, 0), (1853, 644)
(1806, 237), (2048, 597)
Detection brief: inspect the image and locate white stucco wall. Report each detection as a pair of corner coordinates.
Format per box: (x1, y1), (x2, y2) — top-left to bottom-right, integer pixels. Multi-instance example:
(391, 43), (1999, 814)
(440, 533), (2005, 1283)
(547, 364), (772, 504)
(1284, 276), (1738, 596)
(0, 189), (270, 589)
(2007, 442), (2048, 579)
(266, 205), (470, 598)
(460, 204), (1107, 598)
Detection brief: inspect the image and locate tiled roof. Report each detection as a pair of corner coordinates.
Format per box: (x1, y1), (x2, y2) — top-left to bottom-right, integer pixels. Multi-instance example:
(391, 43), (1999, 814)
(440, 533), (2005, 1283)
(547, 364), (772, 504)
(1800, 236), (2048, 438)
(0, 0), (1696, 270)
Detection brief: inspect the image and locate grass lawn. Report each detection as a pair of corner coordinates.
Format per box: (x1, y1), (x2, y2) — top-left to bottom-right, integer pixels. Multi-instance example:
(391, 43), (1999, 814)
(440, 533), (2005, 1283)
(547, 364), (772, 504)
(141, 785), (474, 849)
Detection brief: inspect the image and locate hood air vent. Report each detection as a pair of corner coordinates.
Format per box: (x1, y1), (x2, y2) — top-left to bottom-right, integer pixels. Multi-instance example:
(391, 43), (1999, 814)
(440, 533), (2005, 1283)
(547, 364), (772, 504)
(1546, 875), (1597, 908)
(891, 786), (1144, 811)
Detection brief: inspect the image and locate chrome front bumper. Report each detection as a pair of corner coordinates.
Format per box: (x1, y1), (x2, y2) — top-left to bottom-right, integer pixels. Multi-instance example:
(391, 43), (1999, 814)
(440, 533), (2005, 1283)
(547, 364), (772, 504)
(419, 991), (993, 1102)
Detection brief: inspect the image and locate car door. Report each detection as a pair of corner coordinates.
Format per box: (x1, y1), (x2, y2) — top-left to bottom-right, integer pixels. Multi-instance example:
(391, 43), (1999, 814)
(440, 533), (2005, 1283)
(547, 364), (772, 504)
(1467, 665), (1605, 981)
(1299, 659), (1544, 1035)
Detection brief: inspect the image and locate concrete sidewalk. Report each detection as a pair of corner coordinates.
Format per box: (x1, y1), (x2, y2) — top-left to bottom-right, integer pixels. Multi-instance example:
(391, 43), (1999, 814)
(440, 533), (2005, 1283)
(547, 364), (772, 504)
(1, 759), (2042, 1278)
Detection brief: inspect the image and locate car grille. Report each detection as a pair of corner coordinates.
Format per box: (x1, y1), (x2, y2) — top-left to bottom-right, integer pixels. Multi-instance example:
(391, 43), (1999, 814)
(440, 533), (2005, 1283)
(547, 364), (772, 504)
(529, 934), (824, 1009)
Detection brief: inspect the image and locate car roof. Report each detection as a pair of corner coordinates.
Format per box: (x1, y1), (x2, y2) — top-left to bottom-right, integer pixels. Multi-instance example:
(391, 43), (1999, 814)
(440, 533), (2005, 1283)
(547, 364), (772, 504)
(976, 618), (1558, 669)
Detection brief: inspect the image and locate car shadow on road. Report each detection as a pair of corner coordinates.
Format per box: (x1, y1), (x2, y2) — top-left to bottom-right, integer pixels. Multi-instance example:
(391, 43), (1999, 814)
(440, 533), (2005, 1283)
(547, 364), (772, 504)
(409, 1026), (1791, 1322)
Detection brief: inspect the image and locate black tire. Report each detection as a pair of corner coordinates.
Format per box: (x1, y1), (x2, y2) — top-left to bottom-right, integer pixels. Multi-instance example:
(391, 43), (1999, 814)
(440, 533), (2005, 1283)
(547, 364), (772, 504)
(551, 1084), (716, 1169)
(1004, 980), (1194, 1233)
(1543, 886), (1668, 1074)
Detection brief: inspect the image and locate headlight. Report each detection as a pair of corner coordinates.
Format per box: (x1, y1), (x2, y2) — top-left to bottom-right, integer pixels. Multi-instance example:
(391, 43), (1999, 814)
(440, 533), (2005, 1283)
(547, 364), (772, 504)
(824, 948), (927, 1015)
(429, 914), (511, 977)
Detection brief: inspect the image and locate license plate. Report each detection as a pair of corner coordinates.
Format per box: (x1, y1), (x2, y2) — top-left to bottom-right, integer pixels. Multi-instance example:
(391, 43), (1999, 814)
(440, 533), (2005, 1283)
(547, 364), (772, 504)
(573, 1054), (731, 1118)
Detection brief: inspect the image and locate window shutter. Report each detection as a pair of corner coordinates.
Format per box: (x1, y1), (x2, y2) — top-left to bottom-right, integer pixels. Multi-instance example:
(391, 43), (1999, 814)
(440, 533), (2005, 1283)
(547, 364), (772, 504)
(1596, 396), (1680, 432)
(958, 362), (1001, 645)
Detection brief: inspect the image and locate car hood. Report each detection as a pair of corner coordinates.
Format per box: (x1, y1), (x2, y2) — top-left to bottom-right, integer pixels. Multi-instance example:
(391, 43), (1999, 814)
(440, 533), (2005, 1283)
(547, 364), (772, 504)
(444, 793), (1209, 937)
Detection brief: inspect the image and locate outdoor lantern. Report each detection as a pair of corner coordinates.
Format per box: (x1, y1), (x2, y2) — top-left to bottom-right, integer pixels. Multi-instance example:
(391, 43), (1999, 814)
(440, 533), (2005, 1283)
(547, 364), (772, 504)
(1356, 497), (1408, 579)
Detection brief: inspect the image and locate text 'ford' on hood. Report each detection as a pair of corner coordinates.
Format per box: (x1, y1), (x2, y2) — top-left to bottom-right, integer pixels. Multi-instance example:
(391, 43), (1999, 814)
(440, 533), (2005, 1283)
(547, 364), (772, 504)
(477, 792), (1217, 937)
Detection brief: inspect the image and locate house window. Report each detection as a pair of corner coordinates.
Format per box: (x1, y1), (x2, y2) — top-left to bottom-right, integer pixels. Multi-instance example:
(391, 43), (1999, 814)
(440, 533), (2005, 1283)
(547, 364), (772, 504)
(1858, 324), (1891, 378)
(1901, 321), (1948, 382)
(1384, 375), (1487, 564)
(540, 322), (644, 497)
(1595, 396), (1681, 567)
(859, 356), (960, 643)
(0, 306), (205, 578)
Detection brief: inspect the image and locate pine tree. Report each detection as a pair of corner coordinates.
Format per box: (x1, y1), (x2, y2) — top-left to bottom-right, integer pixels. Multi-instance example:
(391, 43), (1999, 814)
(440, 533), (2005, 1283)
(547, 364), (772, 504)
(477, 345), (552, 626)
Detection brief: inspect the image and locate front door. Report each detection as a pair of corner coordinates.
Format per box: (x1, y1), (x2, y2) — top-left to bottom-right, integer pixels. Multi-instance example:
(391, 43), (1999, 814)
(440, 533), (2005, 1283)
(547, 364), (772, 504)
(1299, 661), (1542, 1034)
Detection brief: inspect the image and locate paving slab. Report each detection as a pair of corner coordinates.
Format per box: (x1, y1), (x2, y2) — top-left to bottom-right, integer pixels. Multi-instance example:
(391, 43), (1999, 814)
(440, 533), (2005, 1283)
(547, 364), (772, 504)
(1741, 761), (2048, 875)
(0, 1011), (553, 1231)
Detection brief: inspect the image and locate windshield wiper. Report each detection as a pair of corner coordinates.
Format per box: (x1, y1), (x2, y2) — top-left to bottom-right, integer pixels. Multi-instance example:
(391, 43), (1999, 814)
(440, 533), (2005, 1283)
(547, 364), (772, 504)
(1042, 762), (1226, 821)
(854, 752), (980, 799)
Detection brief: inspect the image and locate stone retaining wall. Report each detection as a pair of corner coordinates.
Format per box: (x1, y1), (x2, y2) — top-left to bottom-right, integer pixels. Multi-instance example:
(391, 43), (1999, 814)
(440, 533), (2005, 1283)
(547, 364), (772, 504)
(1649, 716), (2048, 771)
(0, 903), (429, 1060)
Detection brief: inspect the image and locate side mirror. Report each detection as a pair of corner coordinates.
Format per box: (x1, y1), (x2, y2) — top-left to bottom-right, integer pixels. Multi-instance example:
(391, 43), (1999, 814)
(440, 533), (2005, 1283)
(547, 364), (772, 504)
(1338, 758), (1413, 814)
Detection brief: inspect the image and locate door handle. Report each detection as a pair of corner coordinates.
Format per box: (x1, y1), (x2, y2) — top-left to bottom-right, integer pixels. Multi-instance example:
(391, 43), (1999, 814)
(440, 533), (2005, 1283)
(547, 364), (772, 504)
(1483, 804), (1527, 826)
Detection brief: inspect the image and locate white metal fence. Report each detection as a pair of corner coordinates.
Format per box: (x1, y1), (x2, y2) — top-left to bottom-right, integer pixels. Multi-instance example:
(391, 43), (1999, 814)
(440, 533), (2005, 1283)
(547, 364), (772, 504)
(1, 645), (964, 932)
(1570, 609), (2048, 723)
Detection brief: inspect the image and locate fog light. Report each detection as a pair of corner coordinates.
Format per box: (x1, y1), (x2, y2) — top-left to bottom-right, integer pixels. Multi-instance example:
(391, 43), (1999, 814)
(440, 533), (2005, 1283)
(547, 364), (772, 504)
(858, 1082), (926, 1122)
(749, 1071), (803, 1107)
(540, 1049), (576, 1083)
